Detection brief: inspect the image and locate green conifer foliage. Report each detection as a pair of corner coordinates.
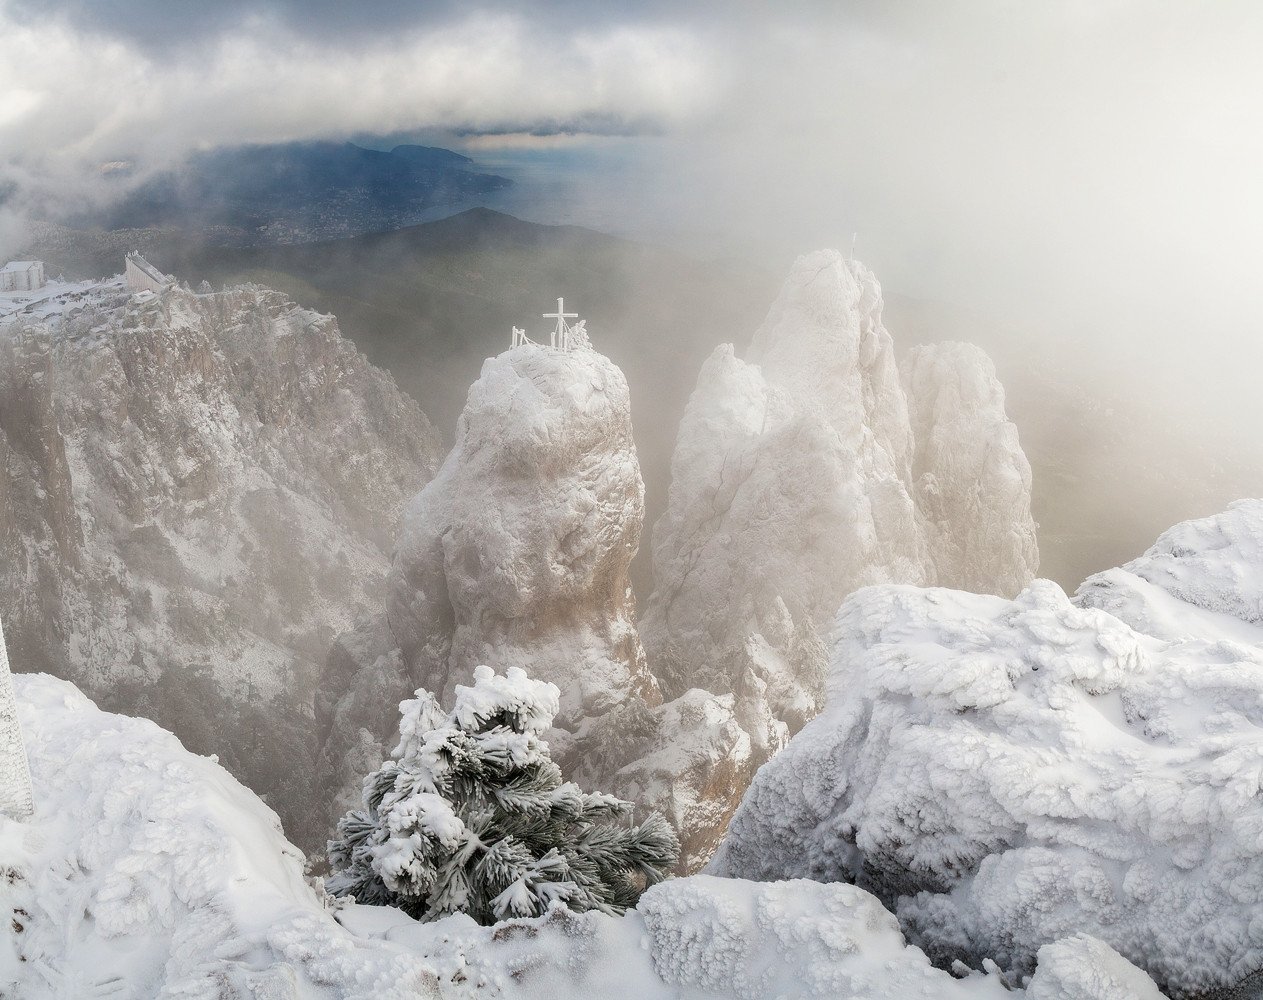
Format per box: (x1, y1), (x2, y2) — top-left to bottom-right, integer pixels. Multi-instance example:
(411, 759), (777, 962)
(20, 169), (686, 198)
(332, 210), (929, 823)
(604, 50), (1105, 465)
(328, 665), (678, 924)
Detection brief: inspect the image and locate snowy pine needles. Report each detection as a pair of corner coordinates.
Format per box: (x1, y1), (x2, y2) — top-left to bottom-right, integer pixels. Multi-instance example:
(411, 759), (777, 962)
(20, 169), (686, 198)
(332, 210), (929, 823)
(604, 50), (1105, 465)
(327, 665), (679, 924)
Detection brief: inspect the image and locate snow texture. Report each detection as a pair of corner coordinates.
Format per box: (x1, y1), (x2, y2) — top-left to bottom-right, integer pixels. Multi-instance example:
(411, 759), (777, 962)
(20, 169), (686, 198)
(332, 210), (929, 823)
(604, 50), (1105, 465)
(0, 617), (32, 817)
(2, 672), (441, 999)
(385, 342), (659, 734)
(714, 501), (1263, 997)
(1025, 934), (1165, 1000)
(0, 280), (441, 847)
(903, 341), (1039, 597)
(3, 671), (1155, 999)
(1076, 498), (1263, 646)
(328, 664), (677, 923)
(320, 341), (780, 872)
(641, 251), (1037, 734)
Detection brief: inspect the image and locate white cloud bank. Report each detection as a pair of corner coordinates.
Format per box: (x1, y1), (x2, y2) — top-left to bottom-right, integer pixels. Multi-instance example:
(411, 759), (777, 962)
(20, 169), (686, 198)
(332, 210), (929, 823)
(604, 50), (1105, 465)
(0, 7), (717, 180)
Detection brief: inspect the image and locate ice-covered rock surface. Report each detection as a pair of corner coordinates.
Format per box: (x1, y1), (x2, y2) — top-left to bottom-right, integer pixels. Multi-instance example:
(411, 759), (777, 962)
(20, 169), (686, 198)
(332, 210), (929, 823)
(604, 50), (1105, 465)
(385, 343), (659, 728)
(714, 501), (1263, 997)
(0, 618), (32, 817)
(903, 341), (1039, 596)
(1025, 934), (1165, 1000)
(1076, 498), (1263, 646)
(319, 343), (659, 820)
(0, 281), (441, 846)
(641, 251), (1036, 732)
(320, 342), (784, 871)
(5, 671), (1150, 999)
(1, 673), (440, 999)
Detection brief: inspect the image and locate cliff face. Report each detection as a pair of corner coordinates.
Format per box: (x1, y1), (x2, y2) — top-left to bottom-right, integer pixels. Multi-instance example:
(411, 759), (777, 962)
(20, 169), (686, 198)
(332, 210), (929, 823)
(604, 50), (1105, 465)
(385, 344), (660, 729)
(0, 282), (441, 845)
(641, 252), (1038, 733)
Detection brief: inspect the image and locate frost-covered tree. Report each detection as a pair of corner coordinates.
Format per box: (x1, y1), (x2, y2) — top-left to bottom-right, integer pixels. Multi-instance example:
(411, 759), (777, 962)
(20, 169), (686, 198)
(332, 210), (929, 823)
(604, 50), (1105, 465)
(327, 665), (679, 923)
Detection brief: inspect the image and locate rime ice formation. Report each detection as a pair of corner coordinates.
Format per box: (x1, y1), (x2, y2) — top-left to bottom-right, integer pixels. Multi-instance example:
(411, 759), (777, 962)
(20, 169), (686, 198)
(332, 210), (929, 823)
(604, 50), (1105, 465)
(321, 341), (786, 873)
(0, 280), (441, 847)
(1076, 498), (1263, 645)
(3, 672), (1158, 998)
(1025, 935), (1165, 1000)
(0, 618), (32, 818)
(597, 678), (786, 873)
(641, 251), (1037, 730)
(385, 343), (659, 728)
(903, 342), (1039, 596)
(713, 501), (1263, 997)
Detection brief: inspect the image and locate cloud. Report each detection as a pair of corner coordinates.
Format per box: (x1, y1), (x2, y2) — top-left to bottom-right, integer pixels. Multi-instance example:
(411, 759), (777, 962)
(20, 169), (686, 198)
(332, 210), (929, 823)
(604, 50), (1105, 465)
(0, 5), (718, 177)
(3, 0), (1262, 438)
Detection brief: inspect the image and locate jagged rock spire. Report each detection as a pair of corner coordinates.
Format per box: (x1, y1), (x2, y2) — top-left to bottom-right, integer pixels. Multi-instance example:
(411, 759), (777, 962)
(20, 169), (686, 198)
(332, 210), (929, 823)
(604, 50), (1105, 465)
(0, 616), (33, 817)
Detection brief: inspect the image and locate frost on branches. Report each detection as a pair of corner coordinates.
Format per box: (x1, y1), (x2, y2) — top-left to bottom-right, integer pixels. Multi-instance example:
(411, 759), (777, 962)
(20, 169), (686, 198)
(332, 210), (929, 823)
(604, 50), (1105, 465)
(328, 665), (679, 924)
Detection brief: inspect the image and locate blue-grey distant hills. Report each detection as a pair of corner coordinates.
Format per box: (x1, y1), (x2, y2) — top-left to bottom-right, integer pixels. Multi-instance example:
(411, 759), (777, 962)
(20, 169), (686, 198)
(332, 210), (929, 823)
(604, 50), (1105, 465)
(85, 141), (512, 244)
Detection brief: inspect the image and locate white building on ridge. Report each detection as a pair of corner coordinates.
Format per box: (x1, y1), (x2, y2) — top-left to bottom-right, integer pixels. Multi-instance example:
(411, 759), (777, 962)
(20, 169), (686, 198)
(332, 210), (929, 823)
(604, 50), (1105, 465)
(0, 260), (45, 293)
(125, 251), (174, 295)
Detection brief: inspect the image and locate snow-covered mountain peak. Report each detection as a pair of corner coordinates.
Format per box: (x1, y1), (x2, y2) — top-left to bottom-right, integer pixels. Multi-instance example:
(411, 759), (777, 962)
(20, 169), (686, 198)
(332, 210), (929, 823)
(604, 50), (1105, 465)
(746, 251), (907, 459)
(642, 251), (1036, 735)
(0, 278), (442, 849)
(458, 342), (635, 465)
(748, 249), (883, 365)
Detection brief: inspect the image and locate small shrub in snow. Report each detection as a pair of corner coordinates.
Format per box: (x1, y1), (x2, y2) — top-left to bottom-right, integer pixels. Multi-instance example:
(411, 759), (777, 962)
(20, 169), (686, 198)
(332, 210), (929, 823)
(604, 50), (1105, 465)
(327, 665), (679, 924)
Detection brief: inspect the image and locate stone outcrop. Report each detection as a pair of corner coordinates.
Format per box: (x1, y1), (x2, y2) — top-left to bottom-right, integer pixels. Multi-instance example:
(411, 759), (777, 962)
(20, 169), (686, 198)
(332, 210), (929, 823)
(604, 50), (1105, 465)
(903, 341), (1038, 597)
(641, 251), (1038, 735)
(712, 503), (1263, 998)
(318, 342), (780, 872)
(0, 282), (441, 846)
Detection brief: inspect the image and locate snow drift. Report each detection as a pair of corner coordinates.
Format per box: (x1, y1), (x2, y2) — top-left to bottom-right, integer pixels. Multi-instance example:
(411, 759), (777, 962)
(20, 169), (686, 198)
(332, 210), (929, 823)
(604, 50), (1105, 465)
(2, 671), (1161, 999)
(1076, 497), (1263, 646)
(713, 500), (1263, 997)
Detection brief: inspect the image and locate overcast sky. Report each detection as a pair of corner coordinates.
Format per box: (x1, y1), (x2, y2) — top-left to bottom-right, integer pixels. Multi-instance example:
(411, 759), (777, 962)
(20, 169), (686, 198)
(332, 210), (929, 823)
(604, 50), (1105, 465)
(2, 0), (1262, 430)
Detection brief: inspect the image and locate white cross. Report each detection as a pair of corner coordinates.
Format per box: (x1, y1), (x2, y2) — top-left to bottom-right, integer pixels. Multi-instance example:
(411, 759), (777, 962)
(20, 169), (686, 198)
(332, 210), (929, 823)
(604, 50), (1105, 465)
(543, 297), (578, 350)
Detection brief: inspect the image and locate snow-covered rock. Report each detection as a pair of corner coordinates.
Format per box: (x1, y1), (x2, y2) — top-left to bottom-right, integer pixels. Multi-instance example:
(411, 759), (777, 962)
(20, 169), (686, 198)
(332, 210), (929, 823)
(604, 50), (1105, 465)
(1, 673), (441, 999)
(385, 343), (659, 728)
(600, 681), (786, 873)
(320, 342), (773, 871)
(0, 282), (441, 847)
(1076, 497), (1263, 646)
(1025, 934), (1165, 1000)
(713, 503), (1263, 996)
(903, 341), (1039, 597)
(641, 252), (1037, 732)
(0, 617), (31, 817)
(318, 343), (659, 815)
(5, 671), (1148, 999)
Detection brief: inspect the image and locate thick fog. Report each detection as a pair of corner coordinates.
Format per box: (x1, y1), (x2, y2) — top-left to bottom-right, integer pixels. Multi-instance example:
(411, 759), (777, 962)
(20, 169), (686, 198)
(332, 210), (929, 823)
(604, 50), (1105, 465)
(2, 0), (1261, 579)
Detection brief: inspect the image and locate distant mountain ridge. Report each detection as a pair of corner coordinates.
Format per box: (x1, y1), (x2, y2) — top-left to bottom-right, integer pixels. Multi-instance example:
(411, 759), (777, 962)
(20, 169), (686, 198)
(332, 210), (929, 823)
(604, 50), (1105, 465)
(80, 140), (512, 245)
